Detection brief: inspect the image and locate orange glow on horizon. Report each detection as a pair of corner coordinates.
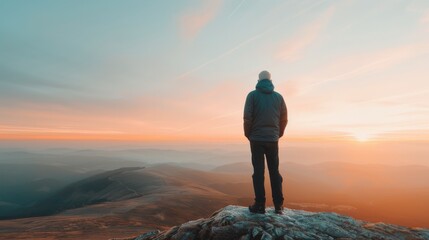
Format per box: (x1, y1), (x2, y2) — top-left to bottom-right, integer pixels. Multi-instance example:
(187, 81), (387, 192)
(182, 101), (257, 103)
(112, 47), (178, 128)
(1, 131), (428, 143)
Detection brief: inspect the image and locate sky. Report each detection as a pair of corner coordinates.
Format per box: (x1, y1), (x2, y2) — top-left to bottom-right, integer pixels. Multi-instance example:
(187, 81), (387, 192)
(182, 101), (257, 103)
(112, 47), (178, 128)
(1, 0), (429, 143)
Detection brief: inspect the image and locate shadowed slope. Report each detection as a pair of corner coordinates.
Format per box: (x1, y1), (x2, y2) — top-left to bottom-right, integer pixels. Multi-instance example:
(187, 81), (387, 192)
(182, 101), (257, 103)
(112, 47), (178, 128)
(0, 167), (151, 219)
(0, 164), (245, 220)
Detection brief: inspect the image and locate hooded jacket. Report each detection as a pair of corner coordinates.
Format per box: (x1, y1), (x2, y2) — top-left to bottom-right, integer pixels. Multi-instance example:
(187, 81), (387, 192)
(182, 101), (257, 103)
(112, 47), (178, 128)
(243, 79), (288, 142)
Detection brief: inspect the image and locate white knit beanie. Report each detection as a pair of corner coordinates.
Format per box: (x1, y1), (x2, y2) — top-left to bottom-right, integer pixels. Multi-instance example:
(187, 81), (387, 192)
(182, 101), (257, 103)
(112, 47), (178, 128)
(258, 70), (271, 80)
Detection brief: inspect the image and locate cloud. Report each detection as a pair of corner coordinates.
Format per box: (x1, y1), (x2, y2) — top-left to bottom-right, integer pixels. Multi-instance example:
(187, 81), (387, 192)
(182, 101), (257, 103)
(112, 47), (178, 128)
(421, 9), (429, 23)
(228, 0), (247, 18)
(276, 6), (335, 62)
(0, 124), (123, 135)
(0, 65), (86, 93)
(357, 90), (429, 105)
(299, 42), (429, 93)
(179, 0), (223, 40)
(407, 3), (429, 32)
(177, 0), (328, 80)
(176, 32), (265, 79)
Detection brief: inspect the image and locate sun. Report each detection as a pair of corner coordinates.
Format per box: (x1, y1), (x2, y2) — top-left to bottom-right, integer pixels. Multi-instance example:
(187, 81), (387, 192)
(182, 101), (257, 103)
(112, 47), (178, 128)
(353, 133), (372, 142)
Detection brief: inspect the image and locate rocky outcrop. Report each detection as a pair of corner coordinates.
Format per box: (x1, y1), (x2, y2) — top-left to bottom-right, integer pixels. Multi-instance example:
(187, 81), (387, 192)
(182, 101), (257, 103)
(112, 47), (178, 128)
(133, 205), (429, 240)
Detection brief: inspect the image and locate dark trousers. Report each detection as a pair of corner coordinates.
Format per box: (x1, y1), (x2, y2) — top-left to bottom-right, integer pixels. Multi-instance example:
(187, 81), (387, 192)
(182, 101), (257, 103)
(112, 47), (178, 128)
(250, 140), (284, 206)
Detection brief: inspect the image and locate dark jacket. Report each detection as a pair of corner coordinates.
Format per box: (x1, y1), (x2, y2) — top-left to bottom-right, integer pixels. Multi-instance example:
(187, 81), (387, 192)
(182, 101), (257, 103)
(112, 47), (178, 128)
(243, 79), (288, 142)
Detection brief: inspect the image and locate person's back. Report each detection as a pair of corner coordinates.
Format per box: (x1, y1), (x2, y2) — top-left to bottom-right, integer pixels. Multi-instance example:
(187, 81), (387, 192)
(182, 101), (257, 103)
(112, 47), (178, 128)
(244, 78), (287, 142)
(243, 70), (287, 214)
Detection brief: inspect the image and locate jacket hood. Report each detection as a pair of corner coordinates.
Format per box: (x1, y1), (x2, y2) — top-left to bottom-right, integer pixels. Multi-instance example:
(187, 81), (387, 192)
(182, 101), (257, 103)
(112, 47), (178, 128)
(256, 79), (274, 94)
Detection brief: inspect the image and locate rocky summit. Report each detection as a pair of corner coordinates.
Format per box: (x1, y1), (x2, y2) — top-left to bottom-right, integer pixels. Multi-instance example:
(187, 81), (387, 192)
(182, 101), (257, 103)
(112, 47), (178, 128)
(133, 205), (429, 240)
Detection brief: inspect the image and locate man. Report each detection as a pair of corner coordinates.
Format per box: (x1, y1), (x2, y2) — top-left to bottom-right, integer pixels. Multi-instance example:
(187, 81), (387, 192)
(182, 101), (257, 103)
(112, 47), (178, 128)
(243, 70), (288, 214)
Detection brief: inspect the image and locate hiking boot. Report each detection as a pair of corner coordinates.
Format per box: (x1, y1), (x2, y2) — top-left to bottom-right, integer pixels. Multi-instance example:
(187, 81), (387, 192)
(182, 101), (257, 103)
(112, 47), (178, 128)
(274, 204), (283, 214)
(249, 203), (265, 214)
(274, 204), (284, 214)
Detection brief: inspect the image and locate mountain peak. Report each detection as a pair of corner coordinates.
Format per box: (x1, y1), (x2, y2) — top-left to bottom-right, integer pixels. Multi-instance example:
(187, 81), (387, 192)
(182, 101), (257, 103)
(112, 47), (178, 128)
(133, 205), (429, 240)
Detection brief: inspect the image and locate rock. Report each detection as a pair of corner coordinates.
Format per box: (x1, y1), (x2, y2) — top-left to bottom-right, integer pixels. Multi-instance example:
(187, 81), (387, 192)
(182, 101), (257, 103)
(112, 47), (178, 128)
(134, 230), (160, 240)
(132, 205), (429, 240)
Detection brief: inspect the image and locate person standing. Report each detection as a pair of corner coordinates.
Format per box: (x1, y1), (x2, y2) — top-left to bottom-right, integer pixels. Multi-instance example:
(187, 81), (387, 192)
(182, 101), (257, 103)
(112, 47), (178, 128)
(243, 70), (288, 214)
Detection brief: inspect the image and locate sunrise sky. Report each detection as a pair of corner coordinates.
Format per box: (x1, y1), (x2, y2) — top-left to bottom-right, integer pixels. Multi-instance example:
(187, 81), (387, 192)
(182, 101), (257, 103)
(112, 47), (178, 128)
(1, 0), (429, 142)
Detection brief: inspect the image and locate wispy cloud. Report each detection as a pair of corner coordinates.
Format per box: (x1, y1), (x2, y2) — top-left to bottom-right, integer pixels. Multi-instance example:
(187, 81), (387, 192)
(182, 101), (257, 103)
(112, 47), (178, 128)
(407, 3), (429, 32)
(228, 0), (247, 18)
(177, 31), (266, 79)
(0, 66), (86, 93)
(421, 9), (429, 23)
(358, 90), (429, 105)
(0, 125), (123, 134)
(177, 0), (327, 80)
(179, 0), (223, 40)
(276, 6), (335, 62)
(300, 42), (429, 93)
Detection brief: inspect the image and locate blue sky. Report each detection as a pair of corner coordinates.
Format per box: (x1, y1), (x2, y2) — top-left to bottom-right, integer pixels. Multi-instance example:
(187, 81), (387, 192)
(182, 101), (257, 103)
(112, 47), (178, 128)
(1, 0), (429, 141)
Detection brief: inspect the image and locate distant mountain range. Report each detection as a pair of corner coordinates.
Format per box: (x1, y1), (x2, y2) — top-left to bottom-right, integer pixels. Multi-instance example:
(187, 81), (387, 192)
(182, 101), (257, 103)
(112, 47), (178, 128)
(0, 149), (428, 239)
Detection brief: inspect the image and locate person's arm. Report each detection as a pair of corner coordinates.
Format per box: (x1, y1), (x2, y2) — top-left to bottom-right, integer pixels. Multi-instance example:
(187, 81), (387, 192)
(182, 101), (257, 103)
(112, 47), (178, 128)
(279, 96), (288, 138)
(243, 93), (254, 140)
